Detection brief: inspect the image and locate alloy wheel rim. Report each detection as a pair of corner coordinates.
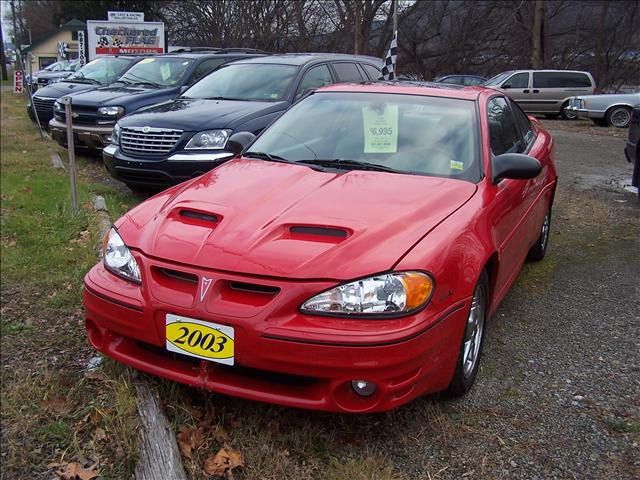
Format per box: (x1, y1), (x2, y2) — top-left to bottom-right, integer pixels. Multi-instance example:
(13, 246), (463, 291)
(462, 284), (485, 378)
(540, 213), (550, 251)
(611, 109), (630, 128)
(563, 106), (577, 120)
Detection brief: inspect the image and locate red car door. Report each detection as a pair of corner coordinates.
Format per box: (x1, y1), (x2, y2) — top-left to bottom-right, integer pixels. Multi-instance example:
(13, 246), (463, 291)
(485, 96), (543, 297)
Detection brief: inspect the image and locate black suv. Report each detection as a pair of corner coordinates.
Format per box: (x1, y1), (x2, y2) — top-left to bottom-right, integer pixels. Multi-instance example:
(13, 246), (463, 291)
(49, 49), (266, 150)
(103, 53), (383, 191)
(28, 55), (145, 126)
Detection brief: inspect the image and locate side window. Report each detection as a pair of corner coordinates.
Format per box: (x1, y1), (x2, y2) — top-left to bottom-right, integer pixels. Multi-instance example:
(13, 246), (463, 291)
(533, 72), (592, 88)
(446, 76), (464, 85)
(502, 72), (529, 89)
(188, 58), (227, 85)
(487, 97), (523, 156)
(332, 62), (364, 82)
(510, 99), (535, 149)
(362, 63), (382, 80)
(295, 64), (333, 100)
(463, 76), (484, 86)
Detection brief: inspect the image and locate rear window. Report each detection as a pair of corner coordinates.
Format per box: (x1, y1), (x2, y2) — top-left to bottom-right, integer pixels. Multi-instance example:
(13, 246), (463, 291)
(362, 64), (383, 80)
(533, 72), (592, 88)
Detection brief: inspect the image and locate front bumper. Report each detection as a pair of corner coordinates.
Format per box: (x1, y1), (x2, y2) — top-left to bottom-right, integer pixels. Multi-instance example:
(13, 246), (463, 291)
(566, 106), (605, 120)
(103, 144), (234, 188)
(84, 258), (468, 413)
(49, 118), (113, 149)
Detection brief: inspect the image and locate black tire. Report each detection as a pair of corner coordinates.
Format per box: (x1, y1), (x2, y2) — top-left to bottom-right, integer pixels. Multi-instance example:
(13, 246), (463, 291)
(560, 100), (577, 120)
(444, 270), (489, 397)
(591, 118), (608, 127)
(604, 106), (632, 128)
(527, 207), (552, 261)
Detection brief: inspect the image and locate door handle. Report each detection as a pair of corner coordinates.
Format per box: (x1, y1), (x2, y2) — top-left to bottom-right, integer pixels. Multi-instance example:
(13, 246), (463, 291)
(532, 89), (540, 93)
(523, 89), (530, 93)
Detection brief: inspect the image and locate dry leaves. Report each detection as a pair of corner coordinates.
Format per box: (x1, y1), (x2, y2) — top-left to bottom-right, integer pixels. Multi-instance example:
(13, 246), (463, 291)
(177, 425), (205, 459)
(203, 447), (245, 478)
(48, 461), (100, 480)
(43, 394), (71, 415)
(71, 229), (91, 245)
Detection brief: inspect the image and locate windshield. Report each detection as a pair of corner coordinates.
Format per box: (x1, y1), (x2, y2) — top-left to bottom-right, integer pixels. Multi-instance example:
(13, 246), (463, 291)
(68, 57), (134, 84)
(43, 62), (60, 71)
(247, 92), (481, 182)
(118, 57), (194, 87)
(183, 63), (297, 101)
(484, 71), (514, 86)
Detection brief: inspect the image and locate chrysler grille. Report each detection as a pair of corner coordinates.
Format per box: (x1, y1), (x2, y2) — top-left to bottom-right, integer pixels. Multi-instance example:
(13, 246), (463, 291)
(120, 126), (183, 155)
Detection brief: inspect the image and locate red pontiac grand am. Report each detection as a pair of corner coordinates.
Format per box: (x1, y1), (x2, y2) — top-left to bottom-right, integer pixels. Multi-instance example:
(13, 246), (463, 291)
(84, 82), (557, 413)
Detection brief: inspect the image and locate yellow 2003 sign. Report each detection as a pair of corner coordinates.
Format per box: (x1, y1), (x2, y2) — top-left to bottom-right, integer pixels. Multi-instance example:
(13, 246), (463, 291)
(165, 314), (234, 365)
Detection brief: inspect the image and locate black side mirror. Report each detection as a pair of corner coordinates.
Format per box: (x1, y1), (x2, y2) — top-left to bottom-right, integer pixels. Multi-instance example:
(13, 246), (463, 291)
(227, 132), (256, 156)
(491, 153), (541, 184)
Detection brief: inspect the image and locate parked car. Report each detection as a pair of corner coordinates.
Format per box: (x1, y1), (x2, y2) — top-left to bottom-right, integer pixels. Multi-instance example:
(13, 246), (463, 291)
(84, 81), (557, 413)
(29, 59), (81, 91)
(49, 49), (267, 151)
(567, 92), (640, 128)
(435, 75), (487, 86)
(28, 55), (147, 126)
(103, 53), (383, 191)
(625, 105), (640, 200)
(485, 69), (596, 119)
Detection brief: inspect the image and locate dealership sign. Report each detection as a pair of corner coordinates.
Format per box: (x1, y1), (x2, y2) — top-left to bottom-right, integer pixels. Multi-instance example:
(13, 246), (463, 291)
(14, 70), (23, 94)
(108, 11), (144, 22)
(86, 20), (164, 60)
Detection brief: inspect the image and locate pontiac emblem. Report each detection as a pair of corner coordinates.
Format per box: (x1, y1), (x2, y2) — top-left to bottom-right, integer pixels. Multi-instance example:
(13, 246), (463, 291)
(200, 277), (213, 302)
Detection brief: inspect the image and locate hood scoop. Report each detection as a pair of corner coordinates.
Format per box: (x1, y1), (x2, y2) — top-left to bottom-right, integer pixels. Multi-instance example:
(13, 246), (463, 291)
(287, 225), (351, 244)
(179, 209), (219, 225)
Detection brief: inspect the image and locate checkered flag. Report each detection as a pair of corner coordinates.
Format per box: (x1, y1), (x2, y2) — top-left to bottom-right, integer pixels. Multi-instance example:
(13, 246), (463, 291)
(112, 38), (123, 48)
(381, 30), (397, 80)
(58, 41), (68, 59)
(98, 37), (110, 47)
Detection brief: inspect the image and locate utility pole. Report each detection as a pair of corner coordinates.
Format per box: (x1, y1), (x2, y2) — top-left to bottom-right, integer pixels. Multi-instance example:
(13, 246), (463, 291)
(532, 0), (546, 68)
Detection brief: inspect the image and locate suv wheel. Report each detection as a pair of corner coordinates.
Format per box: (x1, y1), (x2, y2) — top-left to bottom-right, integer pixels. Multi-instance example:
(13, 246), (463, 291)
(560, 100), (577, 120)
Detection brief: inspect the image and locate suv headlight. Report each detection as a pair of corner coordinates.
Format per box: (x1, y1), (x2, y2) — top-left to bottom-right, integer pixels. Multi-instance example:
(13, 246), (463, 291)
(54, 100), (63, 111)
(111, 123), (121, 145)
(103, 227), (141, 283)
(98, 106), (125, 117)
(185, 129), (231, 150)
(300, 271), (433, 316)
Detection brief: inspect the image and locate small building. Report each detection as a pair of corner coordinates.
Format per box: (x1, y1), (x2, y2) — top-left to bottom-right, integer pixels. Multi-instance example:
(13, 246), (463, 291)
(22, 19), (86, 72)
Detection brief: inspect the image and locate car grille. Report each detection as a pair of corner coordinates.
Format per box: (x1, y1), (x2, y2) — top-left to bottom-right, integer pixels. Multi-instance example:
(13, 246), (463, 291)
(32, 96), (56, 117)
(120, 126), (184, 155)
(56, 105), (99, 125)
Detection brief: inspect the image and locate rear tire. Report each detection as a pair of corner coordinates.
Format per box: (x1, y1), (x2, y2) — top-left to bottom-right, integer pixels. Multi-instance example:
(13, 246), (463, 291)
(527, 207), (552, 261)
(444, 271), (489, 397)
(605, 106), (632, 128)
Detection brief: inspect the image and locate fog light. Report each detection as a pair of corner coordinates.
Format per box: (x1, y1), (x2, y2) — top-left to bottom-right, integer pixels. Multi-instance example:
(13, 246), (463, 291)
(351, 379), (377, 397)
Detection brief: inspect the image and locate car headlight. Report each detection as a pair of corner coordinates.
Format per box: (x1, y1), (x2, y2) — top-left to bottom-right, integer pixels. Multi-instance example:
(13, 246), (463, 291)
(300, 271), (434, 316)
(185, 129), (231, 150)
(111, 123), (121, 145)
(98, 106), (125, 117)
(54, 100), (63, 111)
(103, 227), (141, 283)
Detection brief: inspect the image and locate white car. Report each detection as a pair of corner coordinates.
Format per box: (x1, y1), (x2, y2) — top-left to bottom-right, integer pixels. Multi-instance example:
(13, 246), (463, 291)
(568, 92), (640, 128)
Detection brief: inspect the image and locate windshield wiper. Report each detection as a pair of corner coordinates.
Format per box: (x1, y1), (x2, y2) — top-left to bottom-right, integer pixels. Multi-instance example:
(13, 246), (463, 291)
(243, 151), (289, 162)
(130, 80), (162, 88)
(70, 77), (101, 84)
(297, 159), (405, 174)
(114, 79), (134, 86)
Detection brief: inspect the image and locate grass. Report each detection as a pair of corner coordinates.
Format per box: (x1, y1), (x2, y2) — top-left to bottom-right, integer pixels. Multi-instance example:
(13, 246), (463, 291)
(0, 90), (140, 478)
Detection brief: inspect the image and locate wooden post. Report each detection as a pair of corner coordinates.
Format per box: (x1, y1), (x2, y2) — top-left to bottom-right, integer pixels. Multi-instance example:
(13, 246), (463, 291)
(60, 96), (78, 212)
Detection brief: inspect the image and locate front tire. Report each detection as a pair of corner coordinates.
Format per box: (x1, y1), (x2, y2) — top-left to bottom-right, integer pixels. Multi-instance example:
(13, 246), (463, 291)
(605, 106), (632, 128)
(445, 271), (488, 397)
(527, 208), (551, 261)
(561, 100), (577, 120)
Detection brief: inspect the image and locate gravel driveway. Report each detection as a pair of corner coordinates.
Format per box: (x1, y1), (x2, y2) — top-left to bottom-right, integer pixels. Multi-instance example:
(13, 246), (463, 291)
(312, 124), (640, 480)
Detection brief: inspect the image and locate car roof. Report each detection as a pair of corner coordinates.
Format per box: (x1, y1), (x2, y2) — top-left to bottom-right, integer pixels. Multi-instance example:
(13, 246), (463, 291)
(316, 80), (486, 100)
(231, 53), (383, 66)
(159, 51), (267, 60)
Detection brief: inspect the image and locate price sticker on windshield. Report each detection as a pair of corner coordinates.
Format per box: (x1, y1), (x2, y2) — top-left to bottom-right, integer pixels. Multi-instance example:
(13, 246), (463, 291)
(362, 105), (398, 153)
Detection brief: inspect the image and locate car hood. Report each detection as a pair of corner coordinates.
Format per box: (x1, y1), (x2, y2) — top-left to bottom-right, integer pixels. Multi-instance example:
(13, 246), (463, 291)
(64, 84), (174, 107)
(37, 71), (73, 80)
(34, 81), (97, 98)
(119, 159), (477, 280)
(118, 98), (289, 130)
(575, 92), (640, 102)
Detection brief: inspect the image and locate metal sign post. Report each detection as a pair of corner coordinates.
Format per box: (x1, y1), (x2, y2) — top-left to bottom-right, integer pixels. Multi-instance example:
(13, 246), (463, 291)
(59, 96), (78, 212)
